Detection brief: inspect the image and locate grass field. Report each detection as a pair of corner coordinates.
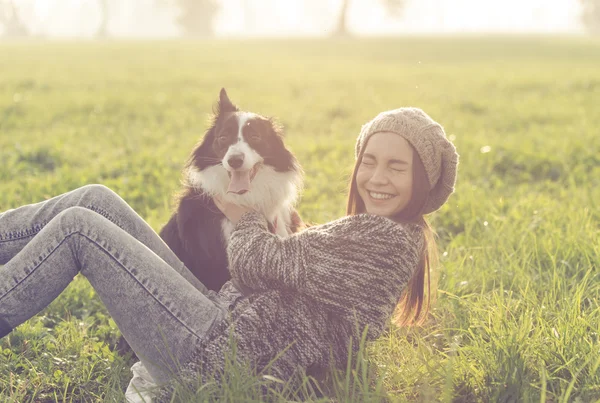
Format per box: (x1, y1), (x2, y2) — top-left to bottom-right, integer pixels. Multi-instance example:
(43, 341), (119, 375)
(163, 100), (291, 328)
(0, 36), (599, 402)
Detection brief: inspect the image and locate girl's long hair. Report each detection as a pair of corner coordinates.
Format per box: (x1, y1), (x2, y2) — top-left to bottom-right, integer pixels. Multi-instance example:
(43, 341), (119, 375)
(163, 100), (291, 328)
(346, 145), (438, 326)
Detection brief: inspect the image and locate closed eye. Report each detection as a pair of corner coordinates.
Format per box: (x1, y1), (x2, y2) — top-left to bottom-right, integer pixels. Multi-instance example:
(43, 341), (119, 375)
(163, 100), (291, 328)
(361, 157), (375, 166)
(390, 161), (409, 171)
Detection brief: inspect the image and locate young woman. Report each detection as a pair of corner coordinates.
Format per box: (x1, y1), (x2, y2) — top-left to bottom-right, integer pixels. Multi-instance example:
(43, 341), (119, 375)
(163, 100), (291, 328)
(0, 107), (458, 399)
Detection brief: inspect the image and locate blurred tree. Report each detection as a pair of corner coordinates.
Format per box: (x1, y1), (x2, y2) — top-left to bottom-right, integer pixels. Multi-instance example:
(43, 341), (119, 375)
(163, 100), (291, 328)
(175, 0), (220, 37)
(155, 0), (220, 37)
(333, 0), (405, 36)
(580, 0), (600, 34)
(333, 0), (350, 36)
(97, 0), (109, 38)
(0, 0), (29, 38)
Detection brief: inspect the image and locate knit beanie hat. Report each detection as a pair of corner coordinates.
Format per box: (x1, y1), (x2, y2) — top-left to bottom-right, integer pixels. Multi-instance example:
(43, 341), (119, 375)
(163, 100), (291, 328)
(355, 108), (459, 214)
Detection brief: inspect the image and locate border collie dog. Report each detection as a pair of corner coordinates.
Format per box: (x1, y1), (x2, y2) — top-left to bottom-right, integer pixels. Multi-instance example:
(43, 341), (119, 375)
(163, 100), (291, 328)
(159, 88), (303, 291)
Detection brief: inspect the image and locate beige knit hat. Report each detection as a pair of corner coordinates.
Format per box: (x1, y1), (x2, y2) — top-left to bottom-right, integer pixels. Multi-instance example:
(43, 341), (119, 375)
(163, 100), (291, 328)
(355, 107), (459, 214)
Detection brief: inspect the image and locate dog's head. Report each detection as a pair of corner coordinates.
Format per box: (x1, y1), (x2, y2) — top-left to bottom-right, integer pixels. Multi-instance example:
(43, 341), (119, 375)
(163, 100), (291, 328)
(185, 89), (302, 213)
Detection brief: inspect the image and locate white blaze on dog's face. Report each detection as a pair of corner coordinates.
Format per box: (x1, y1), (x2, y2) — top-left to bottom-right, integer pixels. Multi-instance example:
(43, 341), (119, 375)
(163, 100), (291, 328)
(185, 89), (302, 220)
(221, 112), (264, 194)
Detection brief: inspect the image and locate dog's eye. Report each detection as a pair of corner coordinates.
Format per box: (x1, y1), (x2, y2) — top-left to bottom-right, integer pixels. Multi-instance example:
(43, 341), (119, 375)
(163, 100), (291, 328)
(244, 125), (261, 142)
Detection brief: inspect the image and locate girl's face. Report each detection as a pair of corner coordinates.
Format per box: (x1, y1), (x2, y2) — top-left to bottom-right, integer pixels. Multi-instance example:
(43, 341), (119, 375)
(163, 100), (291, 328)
(356, 132), (414, 217)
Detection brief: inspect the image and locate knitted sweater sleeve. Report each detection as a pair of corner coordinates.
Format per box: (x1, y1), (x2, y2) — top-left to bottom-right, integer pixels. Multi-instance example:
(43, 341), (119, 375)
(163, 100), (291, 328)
(227, 211), (423, 325)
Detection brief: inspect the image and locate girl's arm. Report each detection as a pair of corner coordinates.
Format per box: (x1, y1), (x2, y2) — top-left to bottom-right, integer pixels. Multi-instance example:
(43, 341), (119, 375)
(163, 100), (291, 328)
(227, 211), (423, 325)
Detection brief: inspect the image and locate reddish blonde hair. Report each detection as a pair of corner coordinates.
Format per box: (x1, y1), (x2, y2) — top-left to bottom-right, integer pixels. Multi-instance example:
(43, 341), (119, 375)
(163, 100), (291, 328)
(346, 144), (438, 326)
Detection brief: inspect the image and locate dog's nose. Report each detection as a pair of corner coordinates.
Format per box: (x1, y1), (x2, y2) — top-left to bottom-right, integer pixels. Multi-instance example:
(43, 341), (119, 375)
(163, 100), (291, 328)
(227, 154), (244, 169)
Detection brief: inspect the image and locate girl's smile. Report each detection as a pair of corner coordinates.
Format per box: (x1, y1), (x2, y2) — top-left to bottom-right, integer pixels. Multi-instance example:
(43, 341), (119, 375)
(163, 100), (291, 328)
(367, 191), (396, 200)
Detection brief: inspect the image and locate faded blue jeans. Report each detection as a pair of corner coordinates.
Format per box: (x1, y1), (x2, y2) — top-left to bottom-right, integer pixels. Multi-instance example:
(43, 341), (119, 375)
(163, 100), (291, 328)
(0, 184), (226, 383)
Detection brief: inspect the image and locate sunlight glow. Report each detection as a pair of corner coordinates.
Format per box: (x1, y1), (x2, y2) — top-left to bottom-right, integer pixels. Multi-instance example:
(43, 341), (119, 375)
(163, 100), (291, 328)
(20, 0), (585, 38)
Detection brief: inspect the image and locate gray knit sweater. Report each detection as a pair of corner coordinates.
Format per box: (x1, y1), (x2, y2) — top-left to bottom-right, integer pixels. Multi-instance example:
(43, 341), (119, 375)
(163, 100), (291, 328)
(157, 211), (424, 399)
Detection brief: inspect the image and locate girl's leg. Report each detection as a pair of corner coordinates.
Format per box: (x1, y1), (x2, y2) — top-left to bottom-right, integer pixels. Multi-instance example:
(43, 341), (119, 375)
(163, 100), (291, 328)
(0, 184), (208, 294)
(0, 206), (224, 383)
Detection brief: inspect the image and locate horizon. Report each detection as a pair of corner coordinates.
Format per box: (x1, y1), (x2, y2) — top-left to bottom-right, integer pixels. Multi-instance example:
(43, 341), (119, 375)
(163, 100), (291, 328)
(1, 0), (587, 39)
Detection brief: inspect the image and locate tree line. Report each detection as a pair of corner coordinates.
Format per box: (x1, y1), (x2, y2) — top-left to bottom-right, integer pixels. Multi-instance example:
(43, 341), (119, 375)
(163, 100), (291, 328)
(1, 0), (599, 38)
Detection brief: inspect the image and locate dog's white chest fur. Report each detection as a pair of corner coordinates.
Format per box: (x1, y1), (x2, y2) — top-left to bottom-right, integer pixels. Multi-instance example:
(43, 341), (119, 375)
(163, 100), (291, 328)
(220, 208), (292, 246)
(221, 219), (236, 245)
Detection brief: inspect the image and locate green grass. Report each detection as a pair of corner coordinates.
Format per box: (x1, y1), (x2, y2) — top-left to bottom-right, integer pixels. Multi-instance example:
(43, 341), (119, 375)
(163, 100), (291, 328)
(0, 36), (599, 402)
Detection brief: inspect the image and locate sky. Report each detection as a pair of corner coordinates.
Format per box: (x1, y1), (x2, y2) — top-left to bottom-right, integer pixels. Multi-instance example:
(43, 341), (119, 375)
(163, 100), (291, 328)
(11, 0), (586, 38)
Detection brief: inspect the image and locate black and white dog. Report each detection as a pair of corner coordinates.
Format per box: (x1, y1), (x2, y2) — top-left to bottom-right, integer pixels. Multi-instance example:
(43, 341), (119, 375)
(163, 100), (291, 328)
(159, 88), (303, 291)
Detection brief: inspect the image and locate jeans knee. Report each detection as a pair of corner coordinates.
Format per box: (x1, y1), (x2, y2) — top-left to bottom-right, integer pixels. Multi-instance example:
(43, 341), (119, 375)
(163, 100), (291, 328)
(56, 206), (97, 230)
(81, 184), (120, 203)
(53, 207), (102, 263)
(79, 184), (128, 213)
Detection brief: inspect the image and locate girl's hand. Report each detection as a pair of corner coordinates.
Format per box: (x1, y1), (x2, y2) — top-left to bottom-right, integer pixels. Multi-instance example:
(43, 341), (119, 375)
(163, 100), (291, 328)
(213, 195), (255, 225)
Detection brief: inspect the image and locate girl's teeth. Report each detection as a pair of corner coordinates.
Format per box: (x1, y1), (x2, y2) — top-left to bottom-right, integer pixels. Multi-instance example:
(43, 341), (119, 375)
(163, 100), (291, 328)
(369, 192), (394, 200)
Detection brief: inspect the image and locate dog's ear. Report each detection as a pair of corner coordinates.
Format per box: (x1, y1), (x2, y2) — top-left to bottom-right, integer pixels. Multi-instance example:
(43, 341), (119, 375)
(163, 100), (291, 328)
(216, 88), (238, 115)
